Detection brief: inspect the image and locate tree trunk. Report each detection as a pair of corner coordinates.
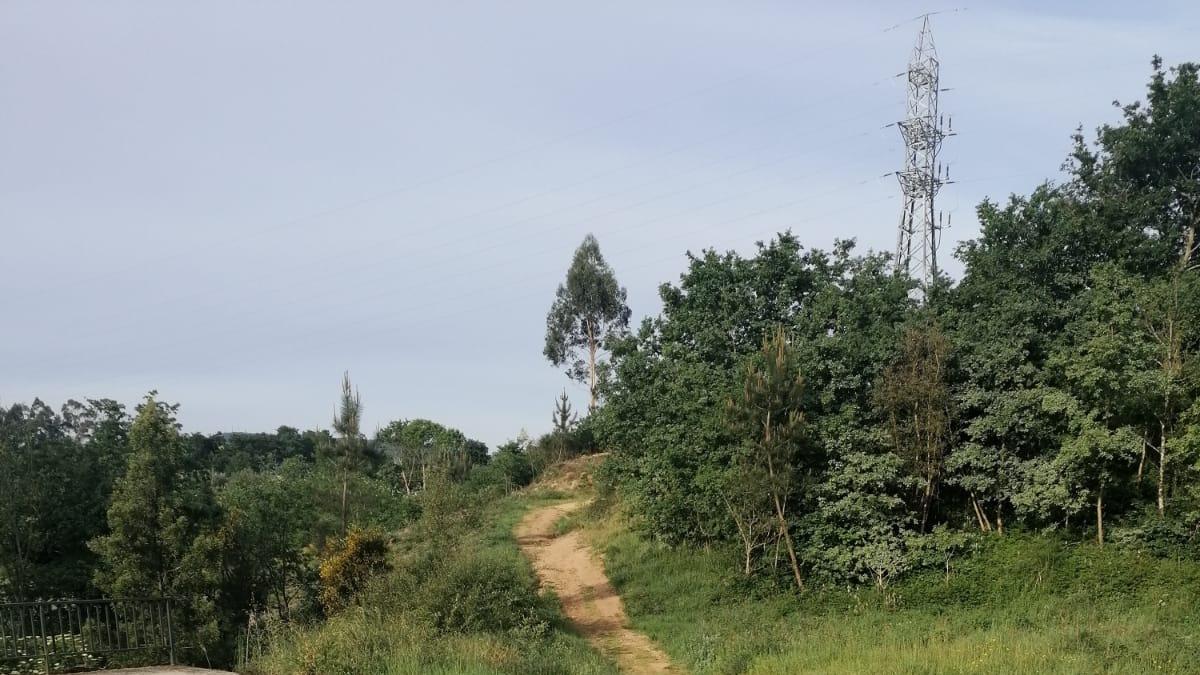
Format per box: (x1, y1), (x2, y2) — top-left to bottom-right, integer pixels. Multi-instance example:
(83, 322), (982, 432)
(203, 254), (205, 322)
(1096, 488), (1105, 548)
(920, 475), (934, 533)
(771, 492), (804, 591)
(1158, 421), (1167, 516)
(970, 494), (991, 533)
(340, 475), (349, 535)
(723, 494), (756, 577)
(279, 581), (292, 622)
(1136, 436), (1147, 484)
(587, 319), (598, 411)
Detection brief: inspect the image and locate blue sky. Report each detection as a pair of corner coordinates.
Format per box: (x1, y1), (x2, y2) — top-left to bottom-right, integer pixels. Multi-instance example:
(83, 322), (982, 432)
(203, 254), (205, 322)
(2, 1), (1197, 447)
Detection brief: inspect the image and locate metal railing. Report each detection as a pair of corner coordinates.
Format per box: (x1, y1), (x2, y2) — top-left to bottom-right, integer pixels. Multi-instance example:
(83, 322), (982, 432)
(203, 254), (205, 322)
(0, 598), (174, 674)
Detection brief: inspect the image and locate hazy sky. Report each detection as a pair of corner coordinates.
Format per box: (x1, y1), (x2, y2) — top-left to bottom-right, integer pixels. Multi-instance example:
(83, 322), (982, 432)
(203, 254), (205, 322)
(3, 1), (1198, 447)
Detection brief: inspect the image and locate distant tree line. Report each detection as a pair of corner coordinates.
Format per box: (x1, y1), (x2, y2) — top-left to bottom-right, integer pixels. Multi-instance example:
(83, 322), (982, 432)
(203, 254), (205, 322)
(0, 375), (536, 667)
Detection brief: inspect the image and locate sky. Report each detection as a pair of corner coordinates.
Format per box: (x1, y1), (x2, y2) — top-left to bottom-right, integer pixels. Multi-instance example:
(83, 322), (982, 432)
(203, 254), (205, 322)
(2, 1), (1198, 448)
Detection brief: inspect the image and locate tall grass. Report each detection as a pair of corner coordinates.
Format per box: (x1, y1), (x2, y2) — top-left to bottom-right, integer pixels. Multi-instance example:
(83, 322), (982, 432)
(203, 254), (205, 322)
(593, 517), (1200, 674)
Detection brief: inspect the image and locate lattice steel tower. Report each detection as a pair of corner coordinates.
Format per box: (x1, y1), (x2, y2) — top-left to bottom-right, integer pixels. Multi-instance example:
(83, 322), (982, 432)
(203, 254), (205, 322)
(895, 16), (952, 299)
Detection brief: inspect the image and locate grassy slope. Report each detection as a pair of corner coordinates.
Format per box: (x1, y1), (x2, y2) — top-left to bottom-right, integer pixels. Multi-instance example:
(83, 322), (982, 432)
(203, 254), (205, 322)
(248, 493), (616, 675)
(591, 515), (1200, 674)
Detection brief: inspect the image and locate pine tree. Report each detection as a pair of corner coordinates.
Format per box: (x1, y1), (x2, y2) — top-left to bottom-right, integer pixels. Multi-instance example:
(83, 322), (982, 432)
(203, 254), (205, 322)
(332, 372), (363, 534)
(726, 327), (807, 591)
(552, 389), (577, 434)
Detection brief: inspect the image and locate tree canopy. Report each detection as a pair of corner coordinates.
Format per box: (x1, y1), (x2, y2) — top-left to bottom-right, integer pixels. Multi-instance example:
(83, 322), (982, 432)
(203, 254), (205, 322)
(544, 233), (631, 409)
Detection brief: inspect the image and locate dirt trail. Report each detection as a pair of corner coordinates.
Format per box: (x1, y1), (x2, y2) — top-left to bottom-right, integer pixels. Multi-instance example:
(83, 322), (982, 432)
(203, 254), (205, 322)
(516, 501), (678, 674)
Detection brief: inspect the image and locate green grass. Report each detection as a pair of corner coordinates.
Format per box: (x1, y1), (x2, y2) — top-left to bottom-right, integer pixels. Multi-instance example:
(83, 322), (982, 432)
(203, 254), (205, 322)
(592, 519), (1200, 674)
(246, 493), (616, 675)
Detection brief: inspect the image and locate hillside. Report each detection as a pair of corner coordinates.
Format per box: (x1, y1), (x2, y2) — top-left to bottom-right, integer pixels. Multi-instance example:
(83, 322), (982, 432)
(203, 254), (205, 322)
(563, 457), (1200, 674)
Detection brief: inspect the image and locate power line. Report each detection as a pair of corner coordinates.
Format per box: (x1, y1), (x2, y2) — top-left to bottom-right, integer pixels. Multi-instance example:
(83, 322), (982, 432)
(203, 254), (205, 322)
(18, 170), (1049, 397)
(33, 188), (897, 387)
(86, 101), (894, 320)
(16, 18), (917, 303)
(187, 131), (886, 316)
(20, 164), (895, 378)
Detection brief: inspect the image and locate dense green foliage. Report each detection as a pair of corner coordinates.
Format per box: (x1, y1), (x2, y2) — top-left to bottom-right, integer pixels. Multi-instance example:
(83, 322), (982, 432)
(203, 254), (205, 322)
(596, 59), (1200, 586)
(0, 381), (496, 668)
(544, 234), (632, 409)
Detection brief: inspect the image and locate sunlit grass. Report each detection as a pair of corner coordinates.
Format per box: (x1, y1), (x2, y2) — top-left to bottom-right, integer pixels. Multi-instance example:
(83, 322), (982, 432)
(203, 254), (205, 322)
(591, 516), (1200, 674)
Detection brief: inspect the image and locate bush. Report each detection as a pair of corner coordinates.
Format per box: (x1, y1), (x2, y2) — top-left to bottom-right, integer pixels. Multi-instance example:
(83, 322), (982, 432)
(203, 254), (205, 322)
(528, 425), (597, 475)
(490, 446), (535, 490)
(464, 446), (535, 496)
(318, 527), (391, 613)
(419, 550), (550, 635)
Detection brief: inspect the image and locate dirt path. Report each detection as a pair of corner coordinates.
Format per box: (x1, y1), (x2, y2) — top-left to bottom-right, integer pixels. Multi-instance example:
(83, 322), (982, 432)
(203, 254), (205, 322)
(516, 501), (678, 674)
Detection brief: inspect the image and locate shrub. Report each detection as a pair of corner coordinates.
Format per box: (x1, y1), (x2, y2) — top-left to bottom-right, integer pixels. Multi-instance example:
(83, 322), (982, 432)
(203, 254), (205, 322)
(490, 446), (535, 490)
(419, 550), (550, 635)
(318, 527), (391, 613)
(463, 446), (535, 496)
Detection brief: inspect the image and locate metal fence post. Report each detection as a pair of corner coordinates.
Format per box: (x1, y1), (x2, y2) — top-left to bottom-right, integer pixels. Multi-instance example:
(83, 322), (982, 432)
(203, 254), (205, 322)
(165, 599), (175, 666)
(37, 604), (50, 675)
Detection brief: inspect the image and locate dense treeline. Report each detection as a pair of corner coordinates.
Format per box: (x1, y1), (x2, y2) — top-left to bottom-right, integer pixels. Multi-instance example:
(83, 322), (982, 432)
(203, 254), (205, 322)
(594, 59), (1200, 587)
(0, 376), (595, 667)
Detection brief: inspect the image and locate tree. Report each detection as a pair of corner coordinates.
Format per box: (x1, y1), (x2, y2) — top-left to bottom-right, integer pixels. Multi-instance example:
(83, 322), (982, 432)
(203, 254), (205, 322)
(92, 395), (192, 594)
(548, 389), (578, 464)
(596, 235), (911, 548)
(725, 326), (808, 591)
(877, 322), (952, 533)
(464, 439), (490, 467)
(376, 418), (482, 491)
(91, 394), (224, 652)
(488, 437), (535, 493)
(544, 234), (631, 410)
(1043, 392), (1140, 547)
(1071, 59), (1200, 516)
(718, 461), (775, 578)
(552, 389), (577, 434)
(1056, 265), (1160, 543)
(332, 372), (364, 534)
(1141, 262), (1200, 516)
(0, 400), (109, 599)
(217, 463), (316, 623)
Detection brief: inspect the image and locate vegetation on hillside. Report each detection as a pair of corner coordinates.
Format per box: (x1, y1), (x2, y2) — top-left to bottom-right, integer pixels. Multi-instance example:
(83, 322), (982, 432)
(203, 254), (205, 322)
(593, 59), (1200, 590)
(244, 490), (615, 675)
(0, 371), (596, 669)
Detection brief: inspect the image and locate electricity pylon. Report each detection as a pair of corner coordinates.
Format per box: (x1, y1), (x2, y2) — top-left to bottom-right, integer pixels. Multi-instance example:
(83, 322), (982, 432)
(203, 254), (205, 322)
(894, 16), (953, 301)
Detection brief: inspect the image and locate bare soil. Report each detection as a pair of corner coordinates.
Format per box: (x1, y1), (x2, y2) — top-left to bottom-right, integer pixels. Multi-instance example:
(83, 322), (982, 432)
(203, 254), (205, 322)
(516, 500), (678, 674)
(531, 452), (609, 493)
